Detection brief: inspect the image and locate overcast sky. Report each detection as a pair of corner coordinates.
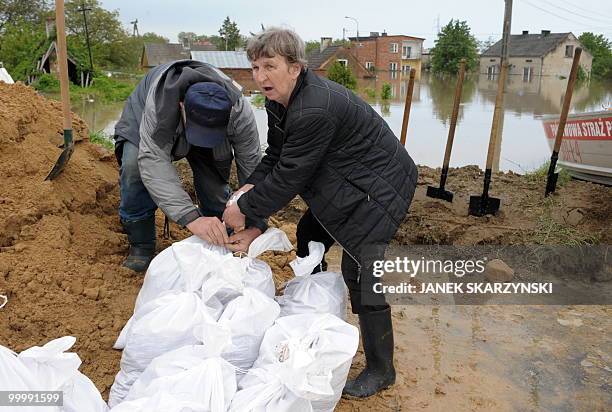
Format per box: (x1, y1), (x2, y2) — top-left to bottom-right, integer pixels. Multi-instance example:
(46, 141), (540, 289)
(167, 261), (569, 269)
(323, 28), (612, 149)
(100, 0), (612, 48)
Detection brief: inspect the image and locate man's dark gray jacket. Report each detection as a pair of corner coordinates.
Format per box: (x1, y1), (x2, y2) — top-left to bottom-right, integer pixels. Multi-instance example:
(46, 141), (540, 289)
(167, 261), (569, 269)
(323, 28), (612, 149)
(238, 69), (418, 261)
(114, 60), (261, 227)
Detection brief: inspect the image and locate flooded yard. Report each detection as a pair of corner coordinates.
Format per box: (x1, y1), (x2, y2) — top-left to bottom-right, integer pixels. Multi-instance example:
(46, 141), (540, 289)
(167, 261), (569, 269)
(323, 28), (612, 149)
(66, 72), (611, 173)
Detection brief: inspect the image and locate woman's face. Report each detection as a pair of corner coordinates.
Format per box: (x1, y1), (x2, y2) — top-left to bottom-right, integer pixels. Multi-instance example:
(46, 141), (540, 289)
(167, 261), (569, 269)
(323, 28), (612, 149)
(251, 55), (301, 106)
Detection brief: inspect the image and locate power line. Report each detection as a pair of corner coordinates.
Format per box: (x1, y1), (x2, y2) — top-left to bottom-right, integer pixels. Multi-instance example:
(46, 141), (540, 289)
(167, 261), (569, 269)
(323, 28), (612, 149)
(555, 0), (612, 20)
(522, 0), (612, 30)
(533, 0), (612, 24)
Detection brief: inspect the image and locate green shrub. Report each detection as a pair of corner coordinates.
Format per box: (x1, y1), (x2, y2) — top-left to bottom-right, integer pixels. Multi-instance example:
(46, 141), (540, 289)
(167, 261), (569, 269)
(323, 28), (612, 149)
(381, 83), (392, 100)
(327, 61), (357, 90)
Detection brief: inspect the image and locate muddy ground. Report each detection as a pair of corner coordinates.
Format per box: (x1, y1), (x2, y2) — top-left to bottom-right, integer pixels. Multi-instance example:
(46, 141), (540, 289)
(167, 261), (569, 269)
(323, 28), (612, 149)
(0, 82), (610, 411)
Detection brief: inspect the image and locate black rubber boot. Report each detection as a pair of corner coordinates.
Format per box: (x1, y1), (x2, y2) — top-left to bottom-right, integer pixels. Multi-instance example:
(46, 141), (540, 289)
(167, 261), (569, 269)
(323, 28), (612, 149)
(121, 217), (156, 273)
(342, 307), (396, 398)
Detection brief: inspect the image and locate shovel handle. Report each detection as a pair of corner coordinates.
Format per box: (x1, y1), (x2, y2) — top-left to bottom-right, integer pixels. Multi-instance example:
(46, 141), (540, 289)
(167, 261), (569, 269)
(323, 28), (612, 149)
(485, 62), (508, 171)
(442, 59), (466, 169)
(55, 0), (72, 133)
(552, 48), (582, 153)
(399, 68), (416, 146)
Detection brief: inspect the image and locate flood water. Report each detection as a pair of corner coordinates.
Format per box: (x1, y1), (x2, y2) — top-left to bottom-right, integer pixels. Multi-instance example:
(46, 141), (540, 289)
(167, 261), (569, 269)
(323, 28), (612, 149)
(67, 73), (611, 173)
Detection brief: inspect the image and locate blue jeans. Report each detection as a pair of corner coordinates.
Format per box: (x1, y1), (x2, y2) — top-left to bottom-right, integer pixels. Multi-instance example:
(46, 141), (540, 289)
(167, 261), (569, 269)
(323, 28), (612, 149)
(117, 140), (230, 222)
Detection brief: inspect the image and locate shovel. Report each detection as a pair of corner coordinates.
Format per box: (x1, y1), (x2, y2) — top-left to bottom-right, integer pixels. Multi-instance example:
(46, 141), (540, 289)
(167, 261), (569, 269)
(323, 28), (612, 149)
(468, 62), (508, 217)
(545, 47), (582, 196)
(46, 0), (74, 181)
(399, 68), (416, 146)
(427, 59), (466, 202)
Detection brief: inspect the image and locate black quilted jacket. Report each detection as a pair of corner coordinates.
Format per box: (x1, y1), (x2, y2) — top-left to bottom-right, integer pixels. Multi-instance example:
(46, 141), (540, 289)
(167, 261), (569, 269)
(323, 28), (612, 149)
(238, 69), (418, 262)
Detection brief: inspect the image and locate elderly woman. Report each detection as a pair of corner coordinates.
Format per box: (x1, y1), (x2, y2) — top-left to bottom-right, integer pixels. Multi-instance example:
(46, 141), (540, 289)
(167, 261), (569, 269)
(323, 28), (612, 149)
(223, 27), (418, 398)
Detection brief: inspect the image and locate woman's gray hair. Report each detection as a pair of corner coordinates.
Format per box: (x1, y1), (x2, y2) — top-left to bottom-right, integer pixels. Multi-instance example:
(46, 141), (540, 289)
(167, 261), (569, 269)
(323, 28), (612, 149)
(246, 27), (307, 67)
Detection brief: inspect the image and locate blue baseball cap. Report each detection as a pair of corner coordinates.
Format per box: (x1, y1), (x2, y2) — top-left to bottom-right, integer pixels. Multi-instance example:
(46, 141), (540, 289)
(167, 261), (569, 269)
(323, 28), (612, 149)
(183, 82), (232, 148)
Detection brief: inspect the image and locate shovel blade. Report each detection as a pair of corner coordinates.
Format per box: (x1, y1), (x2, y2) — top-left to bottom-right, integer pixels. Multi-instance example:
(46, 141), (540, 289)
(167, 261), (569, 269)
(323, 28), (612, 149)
(45, 142), (74, 181)
(545, 172), (559, 197)
(426, 186), (454, 202)
(468, 195), (501, 217)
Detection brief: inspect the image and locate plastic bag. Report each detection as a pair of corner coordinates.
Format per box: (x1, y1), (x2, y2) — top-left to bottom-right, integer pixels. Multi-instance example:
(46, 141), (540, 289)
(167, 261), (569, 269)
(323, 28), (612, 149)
(110, 392), (208, 412)
(230, 368), (313, 412)
(217, 288), (280, 380)
(108, 291), (216, 407)
(278, 242), (348, 320)
(124, 324), (236, 412)
(17, 336), (108, 412)
(252, 313), (359, 412)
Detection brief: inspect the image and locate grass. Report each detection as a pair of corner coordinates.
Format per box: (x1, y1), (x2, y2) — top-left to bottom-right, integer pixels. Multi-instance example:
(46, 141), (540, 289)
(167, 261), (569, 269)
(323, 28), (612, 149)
(251, 93), (265, 108)
(34, 73), (136, 103)
(524, 197), (600, 245)
(89, 130), (114, 151)
(524, 160), (572, 187)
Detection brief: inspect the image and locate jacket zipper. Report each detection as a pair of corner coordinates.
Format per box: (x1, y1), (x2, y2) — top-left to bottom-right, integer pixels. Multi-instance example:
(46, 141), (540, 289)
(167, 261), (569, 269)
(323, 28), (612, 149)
(311, 211), (362, 283)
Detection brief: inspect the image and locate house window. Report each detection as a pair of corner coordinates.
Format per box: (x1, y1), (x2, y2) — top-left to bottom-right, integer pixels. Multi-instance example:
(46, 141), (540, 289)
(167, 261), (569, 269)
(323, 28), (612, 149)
(390, 43), (398, 53)
(337, 59), (348, 67)
(487, 65), (497, 79)
(390, 71), (398, 80)
(401, 64), (411, 73)
(490, 59), (496, 62)
(389, 62), (398, 71)
(365, 61), (374, 70)
(402, 45), (412, 58)
(523, 67), (533, 82)
(565, 45), (574, 57)
(525, 59), (533, 62)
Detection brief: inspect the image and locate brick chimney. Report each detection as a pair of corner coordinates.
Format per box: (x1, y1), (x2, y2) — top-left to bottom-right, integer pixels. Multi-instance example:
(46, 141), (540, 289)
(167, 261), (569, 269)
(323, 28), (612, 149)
(370, 32), (379, 37)
(522, 30), (529, 35)
(541, 30), (551, 36)
(320, 37), (332, 52)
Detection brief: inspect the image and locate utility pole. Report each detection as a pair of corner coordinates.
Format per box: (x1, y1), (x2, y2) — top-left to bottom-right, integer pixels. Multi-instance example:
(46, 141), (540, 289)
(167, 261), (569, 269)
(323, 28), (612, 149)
(77, 1), (94, 74)
(493, 0), (513, 172)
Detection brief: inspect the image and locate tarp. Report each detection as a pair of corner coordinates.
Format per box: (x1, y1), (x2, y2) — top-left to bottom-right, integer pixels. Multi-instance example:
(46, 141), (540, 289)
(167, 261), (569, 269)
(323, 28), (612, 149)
(0, 67), (14, 84)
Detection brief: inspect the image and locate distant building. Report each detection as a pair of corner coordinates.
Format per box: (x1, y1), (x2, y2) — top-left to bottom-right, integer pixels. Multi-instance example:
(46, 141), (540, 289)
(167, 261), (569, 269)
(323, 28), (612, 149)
(480, 30), (593, 79)
(348, 32), (425, 80)
(189, 50), (254, 87)
(306, 38), (372, 79)
(140, 43), (189, 69)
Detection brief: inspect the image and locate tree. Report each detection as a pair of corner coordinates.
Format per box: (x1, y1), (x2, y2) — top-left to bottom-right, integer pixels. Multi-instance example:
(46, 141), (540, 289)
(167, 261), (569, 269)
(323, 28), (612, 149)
(327, 61), (356, 90)
(478, 36), (496, 54)
(578, 32), (612, 79)
(218, 16), (241, 51)
(305, 40), (319, 56)
(64, 0), (131, 69)
(0, 18), (47, 80)
(430, 19), (479, 74)
(0, 0), (49, 33)
(178, 31), (197, 47)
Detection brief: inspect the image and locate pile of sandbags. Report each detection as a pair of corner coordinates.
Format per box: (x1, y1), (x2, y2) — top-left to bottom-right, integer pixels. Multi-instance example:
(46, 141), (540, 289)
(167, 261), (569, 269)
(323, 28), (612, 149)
(0, 336), (108, 412)
(109, 232), (357, 412)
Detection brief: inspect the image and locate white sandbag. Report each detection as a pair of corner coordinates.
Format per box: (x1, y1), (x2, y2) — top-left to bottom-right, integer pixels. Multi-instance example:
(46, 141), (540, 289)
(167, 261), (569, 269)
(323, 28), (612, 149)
(230, 368), (312, 412)
(110, 392), (208, 412)
(217, 288), (280, 379)
(252, 313), (359, 412)
(278, 241), (348, 320)
(17, 336), (108, 412)
(0, 345), (47, 412)
(125, 324), (236, 412)
(108, 291), (216, 407)
(199, 228), (292, 308)
(121, 228), (290, 343)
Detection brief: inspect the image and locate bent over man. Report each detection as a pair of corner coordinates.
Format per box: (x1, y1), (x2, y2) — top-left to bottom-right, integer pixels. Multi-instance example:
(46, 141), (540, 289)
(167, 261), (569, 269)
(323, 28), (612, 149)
(114, 60), (265, 272)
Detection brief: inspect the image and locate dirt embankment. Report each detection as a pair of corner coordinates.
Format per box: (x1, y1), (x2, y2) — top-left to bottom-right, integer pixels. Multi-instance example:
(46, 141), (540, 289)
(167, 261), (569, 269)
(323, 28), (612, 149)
(0, 82), (610, 409)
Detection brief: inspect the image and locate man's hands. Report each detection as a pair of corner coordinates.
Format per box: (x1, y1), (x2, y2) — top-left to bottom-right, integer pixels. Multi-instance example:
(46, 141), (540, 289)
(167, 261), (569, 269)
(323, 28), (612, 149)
(226, 227), (262, 253)
(186, 216), (228, 245)
(223, 204), (246, 231)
